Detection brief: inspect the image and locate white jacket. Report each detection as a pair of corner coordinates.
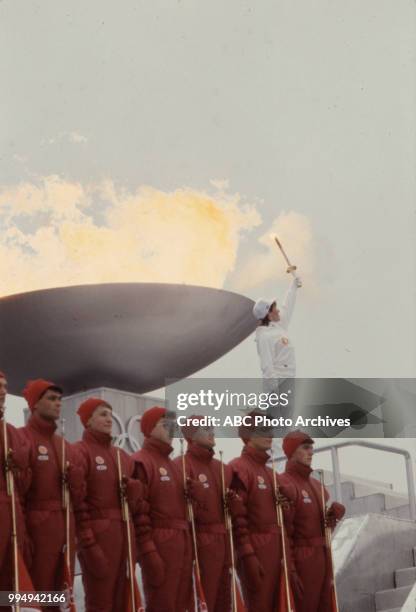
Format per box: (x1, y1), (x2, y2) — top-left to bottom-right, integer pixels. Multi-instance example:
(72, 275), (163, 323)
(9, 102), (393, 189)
(255, 278), (299, 380)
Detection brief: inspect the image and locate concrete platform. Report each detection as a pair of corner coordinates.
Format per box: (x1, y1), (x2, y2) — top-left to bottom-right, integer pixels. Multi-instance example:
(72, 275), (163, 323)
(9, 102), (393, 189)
(334, 513), (416, 612)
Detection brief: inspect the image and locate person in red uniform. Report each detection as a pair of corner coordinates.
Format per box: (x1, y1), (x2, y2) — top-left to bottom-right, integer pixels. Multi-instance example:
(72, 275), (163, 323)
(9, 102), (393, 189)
(19, 379), (83, 611)
(73, 397), (143, 612)
(229, 412), (296, 612)
(132, 406), (203, 612)
(0, 371), (31, 612)
(175, 415), (232, 612)
(279, 431), (345, 612)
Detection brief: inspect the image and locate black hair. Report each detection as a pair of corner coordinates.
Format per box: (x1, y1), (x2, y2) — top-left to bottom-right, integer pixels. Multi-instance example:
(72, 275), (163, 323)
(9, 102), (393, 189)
(39, 385), (63, 400)
(260, 301), (276, 327)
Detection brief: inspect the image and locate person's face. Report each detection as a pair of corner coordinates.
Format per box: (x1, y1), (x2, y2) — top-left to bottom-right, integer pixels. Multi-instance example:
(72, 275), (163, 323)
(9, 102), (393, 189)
(248, 434), (273, 452)
(0, 376), (7, 414)
(151, 417), (175, 444)
(87, 405), (113, 435)
(292, 443), (314, 466)
(34, 389), (62, 421)
(193, 427), (216, 449)
(268, 303), (280, 322)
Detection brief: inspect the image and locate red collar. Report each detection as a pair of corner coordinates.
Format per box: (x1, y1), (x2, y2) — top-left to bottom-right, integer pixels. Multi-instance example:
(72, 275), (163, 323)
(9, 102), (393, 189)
(242, 444), (269, 466)
(186, 442), (214, 464)
(27, 412), (57, 437)
(285, 459), (313, 481)
(83, 428), (112, 447)
(143, 436), (173, 457)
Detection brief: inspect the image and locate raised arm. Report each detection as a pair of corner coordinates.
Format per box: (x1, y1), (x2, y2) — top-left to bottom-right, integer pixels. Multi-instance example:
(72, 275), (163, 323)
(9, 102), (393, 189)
(279, 277), (302, 329)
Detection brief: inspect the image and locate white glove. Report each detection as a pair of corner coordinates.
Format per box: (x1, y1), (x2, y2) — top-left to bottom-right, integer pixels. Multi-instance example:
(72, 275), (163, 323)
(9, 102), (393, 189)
(295, 276), (302, 288)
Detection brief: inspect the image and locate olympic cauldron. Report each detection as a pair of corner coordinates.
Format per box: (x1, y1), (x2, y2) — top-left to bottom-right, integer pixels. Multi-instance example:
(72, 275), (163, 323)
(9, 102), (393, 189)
(0, 283), (256, 397)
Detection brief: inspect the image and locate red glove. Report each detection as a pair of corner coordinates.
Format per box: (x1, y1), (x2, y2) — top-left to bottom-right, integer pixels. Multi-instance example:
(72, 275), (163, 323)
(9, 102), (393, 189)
(273, 489), (292, 509)
(5, 441), (29, 474)
(325, 502), (345, 528)
(140, 551), (165, 587)
(4, 448), (17, 474)
(277, 480), (296, 508)
(242, 554), (264, 589)
(79, 527), (95, 549)
(185, 477), (206, 506)
(121, 476), (143, 511)
(225, 489), (244, 516)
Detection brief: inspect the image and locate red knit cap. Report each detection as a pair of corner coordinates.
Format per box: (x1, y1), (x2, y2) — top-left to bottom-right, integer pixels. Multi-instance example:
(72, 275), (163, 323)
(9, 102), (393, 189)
(22, 379), (63, 412)
(0, 371), (6, 379)
(181, 414), (206, 441)
(282, 430), (314, 459)
(77, 398), (111, 427)
(141, 406), (167, 437)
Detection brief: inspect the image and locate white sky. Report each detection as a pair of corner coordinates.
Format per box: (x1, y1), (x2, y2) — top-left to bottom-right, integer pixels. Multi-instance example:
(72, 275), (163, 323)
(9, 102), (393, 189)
(1, 1), (415, 489)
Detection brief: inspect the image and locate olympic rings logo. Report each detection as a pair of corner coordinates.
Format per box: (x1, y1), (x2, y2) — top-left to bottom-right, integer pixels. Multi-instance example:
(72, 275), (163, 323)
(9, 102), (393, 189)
(111, 412), (143, 453)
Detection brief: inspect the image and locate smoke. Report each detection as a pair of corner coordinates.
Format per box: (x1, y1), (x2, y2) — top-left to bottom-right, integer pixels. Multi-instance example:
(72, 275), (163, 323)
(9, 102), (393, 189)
(0, 176), (261, 296)
(230, 211), (314, 291)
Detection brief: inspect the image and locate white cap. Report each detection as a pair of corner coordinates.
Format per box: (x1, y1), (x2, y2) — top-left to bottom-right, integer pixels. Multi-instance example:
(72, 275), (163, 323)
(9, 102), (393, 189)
(252, 298), (275, 320)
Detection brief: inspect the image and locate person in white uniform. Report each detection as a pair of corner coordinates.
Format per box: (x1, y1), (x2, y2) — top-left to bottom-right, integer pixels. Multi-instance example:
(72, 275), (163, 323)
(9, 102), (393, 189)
(252, 270), (302, 462)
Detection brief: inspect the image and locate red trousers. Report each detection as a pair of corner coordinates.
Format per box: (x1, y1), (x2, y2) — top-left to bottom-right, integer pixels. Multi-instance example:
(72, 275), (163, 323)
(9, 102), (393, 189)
(293, 545), (330, 612)
(0, 497), (32, 612)
(142, 528), (193, 612)
(28, 509), (75, 612)
(79, 518), (134, 612)
(198, 532), (231, 612)
(239, 533), (282, 612)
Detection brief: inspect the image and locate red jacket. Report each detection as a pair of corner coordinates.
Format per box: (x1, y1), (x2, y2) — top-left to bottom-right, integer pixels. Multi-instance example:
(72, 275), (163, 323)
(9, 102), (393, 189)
(279, 460), (345, 612)
(20, 412), (83, 511)
(132, 437), (190, 555)
(229, 445), (295, 558)
(0, 420), (31, 557)
(0, 420), (30, 501)
(175, 443), (233, 612)
(279, 460), (345, 545)
(73, 429), (142, 548)
(132, 438), (195, 612)
(176, 443), (231, 532)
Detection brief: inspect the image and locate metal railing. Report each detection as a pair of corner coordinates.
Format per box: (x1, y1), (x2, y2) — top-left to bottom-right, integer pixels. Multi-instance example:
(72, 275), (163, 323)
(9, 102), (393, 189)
(277, 440), (416, 521)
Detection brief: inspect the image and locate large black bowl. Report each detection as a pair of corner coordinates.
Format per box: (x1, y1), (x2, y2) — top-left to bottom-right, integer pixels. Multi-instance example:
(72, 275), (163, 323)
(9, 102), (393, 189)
(0, 283), (256, 396)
